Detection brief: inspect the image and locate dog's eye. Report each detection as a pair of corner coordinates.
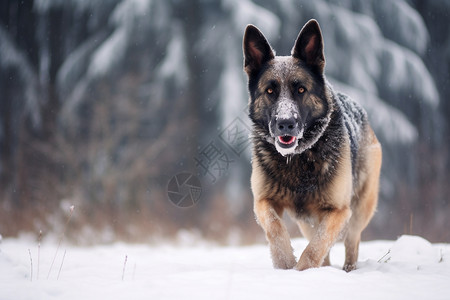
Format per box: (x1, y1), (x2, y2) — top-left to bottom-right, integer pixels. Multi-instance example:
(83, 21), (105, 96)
(298, 87), (306, 94)
(267, 88), (273, 95)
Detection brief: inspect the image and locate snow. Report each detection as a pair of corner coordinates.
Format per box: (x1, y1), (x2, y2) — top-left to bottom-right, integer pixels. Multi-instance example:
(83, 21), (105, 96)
(219, 38), (248, 129)
(275, 99), (298, 121)
(111, 0), (152, 24)
(87, 26), (128, 78)
(88, 0), (153, 78)
(224, 0), (280, 40)
(56, 31), (107, 98)
(344, 0), (430, 55)
(378, 40), (439, 108)
(158, 26), (188, 86)
(303, 0), (439, 110)
(1, 235), (449, 300)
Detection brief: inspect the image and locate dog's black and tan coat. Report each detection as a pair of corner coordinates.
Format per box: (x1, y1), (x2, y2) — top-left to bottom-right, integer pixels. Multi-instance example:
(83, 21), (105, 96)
(243, 19), (382, 271)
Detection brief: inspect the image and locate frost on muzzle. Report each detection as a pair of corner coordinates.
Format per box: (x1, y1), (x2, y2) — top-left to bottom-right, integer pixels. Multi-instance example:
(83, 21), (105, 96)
(269, 99), (304, 156)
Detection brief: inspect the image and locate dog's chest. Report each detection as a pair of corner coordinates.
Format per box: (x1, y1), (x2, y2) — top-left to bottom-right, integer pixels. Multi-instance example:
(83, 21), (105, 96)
(279, 150), (335, 192)
(258, 138), (343, 214)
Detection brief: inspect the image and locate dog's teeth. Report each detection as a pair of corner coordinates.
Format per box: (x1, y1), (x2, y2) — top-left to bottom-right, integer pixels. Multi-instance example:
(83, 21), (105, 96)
(286, 155), (292, 164)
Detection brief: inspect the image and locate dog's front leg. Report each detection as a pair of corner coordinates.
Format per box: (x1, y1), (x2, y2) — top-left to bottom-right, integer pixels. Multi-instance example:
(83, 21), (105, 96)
(295, 207), (351, 271)
(254, 199), (296, 269)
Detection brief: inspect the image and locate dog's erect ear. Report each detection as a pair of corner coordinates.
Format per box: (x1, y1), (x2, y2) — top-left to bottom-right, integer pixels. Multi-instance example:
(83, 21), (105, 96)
(243, 25), (275, 75)
(292, 19), (325, 74)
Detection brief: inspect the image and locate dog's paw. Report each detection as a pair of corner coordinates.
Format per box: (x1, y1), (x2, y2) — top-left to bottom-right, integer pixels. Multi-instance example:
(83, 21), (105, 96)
(270, 249), (296, 269)
(269, 240), (296, 269)
(294, 250), (320, 271)
(343, 263), (356, 272)
(273, 257), (296, 269)
(294, 260), (314, 271)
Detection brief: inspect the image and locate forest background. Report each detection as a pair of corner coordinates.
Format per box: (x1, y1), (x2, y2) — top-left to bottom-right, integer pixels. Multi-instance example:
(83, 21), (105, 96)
(0, 0), (449, 244)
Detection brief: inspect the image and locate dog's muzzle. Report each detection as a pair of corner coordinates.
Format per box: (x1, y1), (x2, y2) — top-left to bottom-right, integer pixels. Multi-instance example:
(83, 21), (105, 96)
(270, 100), (303, 156)
(275, 117), (298, 145)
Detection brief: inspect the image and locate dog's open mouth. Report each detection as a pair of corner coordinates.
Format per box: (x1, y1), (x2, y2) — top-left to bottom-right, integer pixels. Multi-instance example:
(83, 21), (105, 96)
(278, 135), (296, 146)
(275, 135), (298, 157)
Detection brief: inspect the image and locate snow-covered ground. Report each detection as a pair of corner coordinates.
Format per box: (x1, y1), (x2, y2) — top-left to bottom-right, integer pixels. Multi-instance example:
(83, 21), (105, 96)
(0, 235), (449, 300)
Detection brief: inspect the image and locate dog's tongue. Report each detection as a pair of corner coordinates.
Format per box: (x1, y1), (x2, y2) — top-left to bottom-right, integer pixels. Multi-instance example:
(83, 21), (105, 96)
(278, 136), (296, 145)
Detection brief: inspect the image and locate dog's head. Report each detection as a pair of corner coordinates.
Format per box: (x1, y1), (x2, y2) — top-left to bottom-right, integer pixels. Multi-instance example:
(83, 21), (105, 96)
(243, 19), (333, 157)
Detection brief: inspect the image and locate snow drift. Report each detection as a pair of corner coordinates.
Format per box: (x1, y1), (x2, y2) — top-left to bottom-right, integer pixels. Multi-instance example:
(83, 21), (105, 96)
(0, 235), (449, 300)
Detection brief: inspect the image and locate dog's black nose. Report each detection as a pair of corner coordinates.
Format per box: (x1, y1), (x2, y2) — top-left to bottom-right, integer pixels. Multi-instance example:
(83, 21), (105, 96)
(276, 118), (297, 136)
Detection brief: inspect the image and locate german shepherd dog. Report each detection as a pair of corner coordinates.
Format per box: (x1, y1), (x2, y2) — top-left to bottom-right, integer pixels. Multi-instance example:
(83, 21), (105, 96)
(243, 19), (382, 272)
